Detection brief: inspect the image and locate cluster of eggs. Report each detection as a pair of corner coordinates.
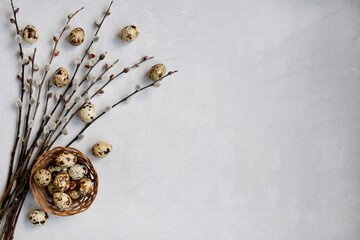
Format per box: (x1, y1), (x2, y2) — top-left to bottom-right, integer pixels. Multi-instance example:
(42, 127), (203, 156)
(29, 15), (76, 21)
(33, 152), (94, 211)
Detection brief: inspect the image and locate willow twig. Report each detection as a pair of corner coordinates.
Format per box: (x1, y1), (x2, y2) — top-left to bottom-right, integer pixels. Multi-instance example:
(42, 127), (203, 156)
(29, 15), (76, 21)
(63, 70), (178, 147)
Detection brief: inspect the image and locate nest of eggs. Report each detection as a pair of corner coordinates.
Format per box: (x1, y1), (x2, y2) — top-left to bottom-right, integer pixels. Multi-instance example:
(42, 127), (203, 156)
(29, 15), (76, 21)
(30, 147), (98, 216)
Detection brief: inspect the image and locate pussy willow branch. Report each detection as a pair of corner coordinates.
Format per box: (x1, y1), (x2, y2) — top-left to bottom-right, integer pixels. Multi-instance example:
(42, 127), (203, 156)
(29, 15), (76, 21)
(44, 56), (111, 147)
(64, 70), (178, 147)
(1, 6), (84, 237)
(20, 48), (37, 160)
(46, 56), (153, 149)
(23, 6), (84, 161)
(7, 0), (25, 189)
(27, 1), (113, 158)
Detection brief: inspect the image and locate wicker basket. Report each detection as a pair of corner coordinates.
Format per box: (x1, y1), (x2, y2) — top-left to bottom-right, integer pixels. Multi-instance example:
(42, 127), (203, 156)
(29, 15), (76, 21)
(30, 146), (98, 216)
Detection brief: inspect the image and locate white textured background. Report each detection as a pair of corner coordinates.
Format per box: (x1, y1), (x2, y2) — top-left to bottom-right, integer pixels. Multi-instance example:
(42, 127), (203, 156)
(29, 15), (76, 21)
(0, 0), (359, 239)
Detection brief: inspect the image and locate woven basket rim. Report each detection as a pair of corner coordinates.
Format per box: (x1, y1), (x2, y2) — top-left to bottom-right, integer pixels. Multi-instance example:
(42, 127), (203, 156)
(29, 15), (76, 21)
(30, 146), (98, 216)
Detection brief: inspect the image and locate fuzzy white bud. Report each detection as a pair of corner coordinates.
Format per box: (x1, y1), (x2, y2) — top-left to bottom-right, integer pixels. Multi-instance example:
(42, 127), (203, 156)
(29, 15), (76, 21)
(104, 105), (112, 112)
(62, 128), (68, 135)
(47, 90), (52, 96)
(31, 86), (35, 93)
(74, 96), (81, 103)
(15, 35), (22, 43)
(43, 125), (50, 134)
(28, 120), (34, 128)
(88, 47), (95, 54)
(65, 103), (71, 109)
(135, 84), (141, 90)
(61, 117), (69, 124)
(21, 57), (29, 65)
(55, 93), (61, 101)
(45, 63), (51, 71)
(93, 35), (100, 42)
(87, 74), (94, 81)
(95, 18), (102, 26)
(75, 57), (81, 65)
(53, 34), (60, 41)
(72, 79), (79, 86)
(35, 78), (41, 86)
(125, 97), (132, 103)
(89, 59), (96, 66)
(78, 133), (85, 140)
(84, 95), (91, 102)
(36, 139), (43, 147)
(23, 84), (29, 92)
(15, 98), (22, 107)
(64, 94), (70, 102)
(72, 85), (78, 91)
(154, 82), (161, 88)
(33, 64), (39, 71)
(65, 24), (70, 30)
(29, 97), (36, 105)
(49, 122), (56, 130)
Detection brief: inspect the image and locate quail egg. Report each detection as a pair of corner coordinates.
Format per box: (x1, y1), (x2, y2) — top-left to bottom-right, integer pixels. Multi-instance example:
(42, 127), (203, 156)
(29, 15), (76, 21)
(55, 152), (77, 168)
(47, 181), (57, 195)
(149, 64), (166, 81)
(69, 27), (85, 46)
(120, 25), (139, 42)
(53, 171), (70, 192)
(78, 178), (94, 195)
(66, 181), (81, 200)
(47, 162), (67, 179)
(68, 164), (88, 181)
(53, 192), (72, 210)
(53, 67), (69, 87)
(33, 169), (51, 187)
(28, 209), (49, 226)
(92, 142), (112, 158)
(23, 25), (39, 44)
(78, 103), (96, 123)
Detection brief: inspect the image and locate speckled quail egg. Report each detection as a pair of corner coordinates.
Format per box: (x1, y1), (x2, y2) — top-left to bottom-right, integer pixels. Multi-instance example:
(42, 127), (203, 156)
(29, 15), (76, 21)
(53, 67), (69, 87)
(47, 163), (67, 179)
(149, 64), (166, 81)
(23, 25), (39, 44)
(28, 209), (49, 226)
(69, 27), (85, 46)
(53, 192), (72, 210)
(68, 164), (88, 181)
(92, 142), (112, 158)
(33, 169), (51, 187)
(53, 171), (70, 192)
(120, 25), (139, 42)
(55, 152), (77, 168)
(78, 103), (96, 123)
(78, 178), (94, 195)
(47, 181), (57, 195)
(66, 181), (81, 200)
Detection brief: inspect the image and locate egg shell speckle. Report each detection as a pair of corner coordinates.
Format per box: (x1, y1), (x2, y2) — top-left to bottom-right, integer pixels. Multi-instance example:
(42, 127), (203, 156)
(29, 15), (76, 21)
(53, 192), (72, 210)
(149, 64), (166, 81)
(33, 169), (51, 187)
(53, 171), (70, 192)
(53, 67), (69, 87)
(55, 152), (77, 168)
(68, 164), (88, 181)
(78, 103), (96, 123)
(92, 142), (112, 158)
(120, 25), (139, 42)
(78, 178), (94, 195)
(23, 25), (39, 43)
(69, 27), (85, 46)
(28, 209), (49, 226)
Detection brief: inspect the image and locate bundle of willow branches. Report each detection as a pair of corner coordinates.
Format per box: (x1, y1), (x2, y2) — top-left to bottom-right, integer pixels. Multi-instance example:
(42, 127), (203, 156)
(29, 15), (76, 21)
(0, 1), (177, 238)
